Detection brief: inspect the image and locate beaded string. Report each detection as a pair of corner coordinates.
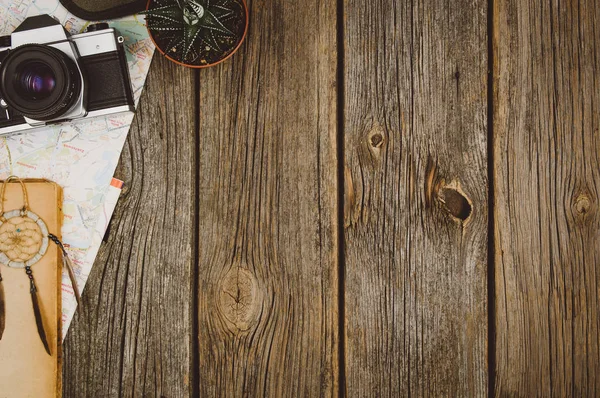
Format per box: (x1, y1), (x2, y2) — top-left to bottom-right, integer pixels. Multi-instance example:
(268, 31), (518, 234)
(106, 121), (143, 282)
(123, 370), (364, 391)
(25, 266), (35, 286)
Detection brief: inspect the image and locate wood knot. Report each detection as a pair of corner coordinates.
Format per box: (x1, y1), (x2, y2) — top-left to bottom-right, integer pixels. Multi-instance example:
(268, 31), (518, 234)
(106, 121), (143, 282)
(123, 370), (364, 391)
(218, 267), (262, 333)
(574, 193), (592, 216)
(424, 156), (472, 224)
(366, 126), (386, 156)
(370, 133), (384, 148)
(439, 186), (472, 222)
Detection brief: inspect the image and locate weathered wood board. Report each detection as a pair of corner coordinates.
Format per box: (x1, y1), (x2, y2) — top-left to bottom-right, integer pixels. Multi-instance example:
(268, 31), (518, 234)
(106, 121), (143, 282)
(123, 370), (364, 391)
(343, 0), (489, 395)
(493, 0), (600, 395)
(62, 56), (197, 397)
(54, 0), (600, 395)
(195, 0), (339, 396)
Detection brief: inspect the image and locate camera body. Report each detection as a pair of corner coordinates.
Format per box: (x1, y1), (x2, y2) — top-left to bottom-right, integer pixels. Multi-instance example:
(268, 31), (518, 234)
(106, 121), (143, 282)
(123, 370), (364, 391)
(0, 15), (134, 136)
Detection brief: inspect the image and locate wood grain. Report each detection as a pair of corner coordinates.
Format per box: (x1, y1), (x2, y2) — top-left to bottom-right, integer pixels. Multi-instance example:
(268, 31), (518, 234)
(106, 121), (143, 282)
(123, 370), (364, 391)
(62, 56), (197, 397)
(195, 0), (339, 395)
(343, 0), (489, 395)
(50, 0), (600, 394)
(493, 0), (600, 395)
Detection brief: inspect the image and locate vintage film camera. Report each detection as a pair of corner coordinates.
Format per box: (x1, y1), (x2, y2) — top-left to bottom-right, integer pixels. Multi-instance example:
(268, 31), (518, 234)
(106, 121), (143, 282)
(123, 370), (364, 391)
(0, 14), (134, 136)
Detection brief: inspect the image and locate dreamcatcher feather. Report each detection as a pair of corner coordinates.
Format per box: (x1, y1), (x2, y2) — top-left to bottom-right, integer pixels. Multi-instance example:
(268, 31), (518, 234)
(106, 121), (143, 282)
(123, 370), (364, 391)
(0, 274), (4, 341)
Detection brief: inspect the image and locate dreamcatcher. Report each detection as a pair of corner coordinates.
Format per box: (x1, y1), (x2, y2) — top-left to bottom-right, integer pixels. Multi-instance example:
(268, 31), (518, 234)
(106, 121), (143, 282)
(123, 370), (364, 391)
(0, 176), (81, 355)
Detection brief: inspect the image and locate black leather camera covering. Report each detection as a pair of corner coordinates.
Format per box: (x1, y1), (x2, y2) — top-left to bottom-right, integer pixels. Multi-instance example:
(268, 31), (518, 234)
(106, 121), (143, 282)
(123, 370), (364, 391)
(59, 0), (146, 20)
(0, 107), (26, 129)
(80, 45), (134, 111)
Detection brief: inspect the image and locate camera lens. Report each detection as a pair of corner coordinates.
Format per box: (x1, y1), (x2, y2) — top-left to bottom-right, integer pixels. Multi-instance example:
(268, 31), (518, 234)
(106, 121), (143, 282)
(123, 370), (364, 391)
(0, 44), (82, 121)
(16, 62), (57, 99)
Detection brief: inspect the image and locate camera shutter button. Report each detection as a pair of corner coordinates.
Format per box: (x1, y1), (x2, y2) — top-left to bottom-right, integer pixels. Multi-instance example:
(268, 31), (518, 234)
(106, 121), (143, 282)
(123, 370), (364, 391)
(86, 23), (109, 32)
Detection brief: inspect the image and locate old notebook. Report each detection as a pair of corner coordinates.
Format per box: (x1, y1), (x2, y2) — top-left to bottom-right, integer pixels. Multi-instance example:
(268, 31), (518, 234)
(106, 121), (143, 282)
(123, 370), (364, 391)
(0, 179), (63, 398)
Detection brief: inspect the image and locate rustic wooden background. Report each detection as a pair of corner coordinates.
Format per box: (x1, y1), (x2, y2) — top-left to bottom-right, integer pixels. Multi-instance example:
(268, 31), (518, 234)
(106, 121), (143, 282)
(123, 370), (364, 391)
(62, 0), (600, 396)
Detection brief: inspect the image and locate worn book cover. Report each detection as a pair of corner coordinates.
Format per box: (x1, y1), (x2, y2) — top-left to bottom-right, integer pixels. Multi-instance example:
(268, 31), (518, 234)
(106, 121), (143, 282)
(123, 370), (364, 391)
(0, 179), (62, 398)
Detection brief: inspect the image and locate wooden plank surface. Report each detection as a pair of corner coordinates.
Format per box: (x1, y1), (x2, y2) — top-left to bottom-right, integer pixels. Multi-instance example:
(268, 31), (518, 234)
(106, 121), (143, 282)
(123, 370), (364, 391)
(342, 0), (489, 396)
(62, 56), (197, 397)
(51, 0), (600, 395)
(493, 0), (600, 395)
(195, 0), (339, 396)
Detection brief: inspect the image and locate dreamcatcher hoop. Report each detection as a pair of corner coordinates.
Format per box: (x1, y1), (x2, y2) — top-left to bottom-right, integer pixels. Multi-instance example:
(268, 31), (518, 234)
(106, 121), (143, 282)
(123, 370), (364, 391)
(0, 210), (50, 268)
(0, 176), (49, 268)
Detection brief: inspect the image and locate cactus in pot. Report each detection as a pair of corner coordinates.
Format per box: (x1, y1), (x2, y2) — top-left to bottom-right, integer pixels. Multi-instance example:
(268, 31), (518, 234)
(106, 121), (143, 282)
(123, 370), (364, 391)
(144, 0), (247, 67)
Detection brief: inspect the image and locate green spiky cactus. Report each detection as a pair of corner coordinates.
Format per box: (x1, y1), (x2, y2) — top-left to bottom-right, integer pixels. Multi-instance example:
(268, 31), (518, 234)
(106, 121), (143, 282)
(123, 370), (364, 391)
(144, 0), (246, 66)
